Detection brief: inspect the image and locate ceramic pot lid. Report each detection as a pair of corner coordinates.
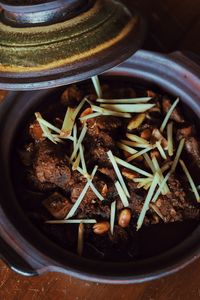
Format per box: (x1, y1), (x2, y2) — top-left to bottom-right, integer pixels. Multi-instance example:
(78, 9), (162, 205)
(0, 0), (146, 90)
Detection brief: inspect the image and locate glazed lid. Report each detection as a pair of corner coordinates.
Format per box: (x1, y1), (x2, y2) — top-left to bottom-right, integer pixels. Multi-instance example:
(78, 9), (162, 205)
(0, 0), (146, 90)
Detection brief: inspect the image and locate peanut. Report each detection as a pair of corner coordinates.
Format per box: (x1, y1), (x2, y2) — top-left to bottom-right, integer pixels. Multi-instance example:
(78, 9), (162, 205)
(93, 221), (110, 235)
(118, 209), (132, 228)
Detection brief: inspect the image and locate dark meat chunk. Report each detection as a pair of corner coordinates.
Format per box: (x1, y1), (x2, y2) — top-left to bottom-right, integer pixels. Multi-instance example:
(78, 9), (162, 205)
(33, 141), (71, 190)
(29, 121), (43, 141)
(153, 175), (200, 223)
(27, 170), (57, 191)
(176, 125), (196, 140)
(87, 116), (122, 136)
(77, 202), (110, 220)
(43, 192), (72, 219)
(85, 131), (116, 166)
(162, 96), (184, 123)
(60, 85), (83, 107)
(95, 116), (122, 132)
(184, 137), (200, 169)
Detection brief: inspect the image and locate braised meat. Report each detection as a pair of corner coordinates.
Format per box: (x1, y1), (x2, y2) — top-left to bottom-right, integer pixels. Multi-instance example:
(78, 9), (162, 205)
(18, 81), (200, 261)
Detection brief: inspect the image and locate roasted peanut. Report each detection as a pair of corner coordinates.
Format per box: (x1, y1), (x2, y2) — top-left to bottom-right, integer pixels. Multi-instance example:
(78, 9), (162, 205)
(93, 221), (110, 235)
(80, 107), (93, 122)
(118, 209), (132, 228)
(140, 128), (152, 141)
(122, 169), (138, 180)
(127, 113), (145, 131)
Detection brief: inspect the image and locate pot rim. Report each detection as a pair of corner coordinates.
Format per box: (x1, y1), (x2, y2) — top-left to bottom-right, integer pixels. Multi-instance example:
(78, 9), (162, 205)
(0, 49), (200, 283)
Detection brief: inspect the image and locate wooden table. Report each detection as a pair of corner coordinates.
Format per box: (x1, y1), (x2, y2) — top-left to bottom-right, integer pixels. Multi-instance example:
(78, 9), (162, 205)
(1, 0), (200, 299)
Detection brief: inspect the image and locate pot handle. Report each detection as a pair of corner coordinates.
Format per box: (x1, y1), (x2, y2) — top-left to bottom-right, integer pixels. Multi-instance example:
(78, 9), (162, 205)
(0, 236), (37, 276)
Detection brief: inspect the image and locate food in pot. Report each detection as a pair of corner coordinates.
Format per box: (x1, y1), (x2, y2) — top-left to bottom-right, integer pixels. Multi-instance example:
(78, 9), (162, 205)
(18, 77), (200, 260)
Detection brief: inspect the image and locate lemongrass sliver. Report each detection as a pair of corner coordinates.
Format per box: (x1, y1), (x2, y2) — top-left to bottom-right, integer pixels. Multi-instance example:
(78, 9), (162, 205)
(76, 166), (90, 178)
(89, 181), (104, 201)
(65, 165), (98, 219)
(79, 144), (87, 174)
(115, 181), (129, 207)
(143, 153), (156, 173)
(91, 104), (131, 118)
(35, 113), (61, 134)
(73, 97), (86, 120)
(137, 173), (159, 230)
(72, 152), (81, 171)
(126, 147), (152, 163)
(36, 114), (57, 144)
(114, 156), (152, 177)
(167, 122), (174, 156)
(91, 76), (102, 98)
(107, 150), (130, 198)
(61, 107), (76, 136)
(171, 138), (185, 172)
(70, 124), (87, 162)
(46, 219), (97, 224)
(77, 223), (84, 256)
(96, 97), (152, 104)
(152, 172), (171, 202)
(116, 142), (137, 155)
(100, 103), (155, 113)
(160, 98), (179, 132)
(179, 159), (200, 202)
(110, 201), (116, 235)
(80, 112), (101, 121)
(120, 139), (139, 147)
(134, 177), (153, 183)
(73, 123), (77, 150)
(126, 133), (150, 145)
(156, 141), (167, 159)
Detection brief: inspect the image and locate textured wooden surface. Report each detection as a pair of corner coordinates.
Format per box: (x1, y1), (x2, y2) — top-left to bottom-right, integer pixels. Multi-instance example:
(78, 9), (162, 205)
(1, 0), (200, 299)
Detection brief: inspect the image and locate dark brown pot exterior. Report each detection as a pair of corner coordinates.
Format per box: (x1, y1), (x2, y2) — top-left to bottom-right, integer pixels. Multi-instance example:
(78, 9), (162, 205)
(0, 50), (200, 283)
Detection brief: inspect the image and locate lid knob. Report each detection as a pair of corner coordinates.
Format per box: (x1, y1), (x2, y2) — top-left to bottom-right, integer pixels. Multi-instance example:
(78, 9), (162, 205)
(0, 0), (146, 90)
